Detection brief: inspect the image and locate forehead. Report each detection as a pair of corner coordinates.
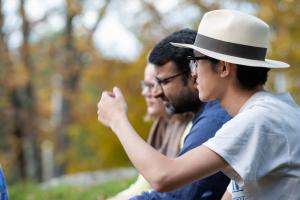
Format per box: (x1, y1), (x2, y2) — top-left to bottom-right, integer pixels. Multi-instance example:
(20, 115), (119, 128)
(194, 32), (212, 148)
(144, 63), (155, 76)
(144, 64), (156, 81)
(154, 61), (178, 76)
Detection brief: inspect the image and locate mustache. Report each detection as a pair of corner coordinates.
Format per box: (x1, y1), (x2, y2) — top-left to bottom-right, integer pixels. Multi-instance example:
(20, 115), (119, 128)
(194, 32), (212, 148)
(159, 94), (168, 102)
(157, 95), (175, 114)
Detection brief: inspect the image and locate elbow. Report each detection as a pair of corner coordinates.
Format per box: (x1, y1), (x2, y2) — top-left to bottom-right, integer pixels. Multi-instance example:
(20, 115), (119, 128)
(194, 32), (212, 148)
(152, 179), (168, 192)
(150, 170), (172, 192)
(146, 158), (178, 192)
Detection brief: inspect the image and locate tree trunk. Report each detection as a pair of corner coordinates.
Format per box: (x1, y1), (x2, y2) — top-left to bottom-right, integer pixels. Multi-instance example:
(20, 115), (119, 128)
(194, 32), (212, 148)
(54, 0), (82, 176)
(6, 0), (42, 181)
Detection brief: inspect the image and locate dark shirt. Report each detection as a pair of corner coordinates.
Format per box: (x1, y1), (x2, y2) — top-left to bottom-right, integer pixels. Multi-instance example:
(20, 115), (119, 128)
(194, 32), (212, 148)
(131, 101), (231, 200)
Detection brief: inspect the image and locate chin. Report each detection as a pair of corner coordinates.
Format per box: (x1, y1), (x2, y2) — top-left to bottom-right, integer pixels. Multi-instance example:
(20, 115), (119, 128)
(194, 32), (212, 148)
(198, 94), (211, 102)
(148, 109), (161, 118)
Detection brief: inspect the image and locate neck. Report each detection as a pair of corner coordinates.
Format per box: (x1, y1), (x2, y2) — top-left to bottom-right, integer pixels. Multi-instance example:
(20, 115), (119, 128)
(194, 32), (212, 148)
(220, 86), (264, 117)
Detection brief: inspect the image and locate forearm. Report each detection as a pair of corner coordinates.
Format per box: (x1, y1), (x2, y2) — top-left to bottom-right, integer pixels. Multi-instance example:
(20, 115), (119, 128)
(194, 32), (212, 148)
(111, 118), (227, 192)
(111, 117), (173, 189)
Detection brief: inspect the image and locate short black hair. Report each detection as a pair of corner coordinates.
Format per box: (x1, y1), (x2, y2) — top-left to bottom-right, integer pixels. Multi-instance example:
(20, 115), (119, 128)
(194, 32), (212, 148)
(236, 65), (270, 90)
(149, 28), (197, 73)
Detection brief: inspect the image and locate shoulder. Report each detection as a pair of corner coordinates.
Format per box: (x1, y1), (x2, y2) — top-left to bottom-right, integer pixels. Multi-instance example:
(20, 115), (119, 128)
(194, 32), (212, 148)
(185, 102), (230, 144)
(194, 101), (231, 126)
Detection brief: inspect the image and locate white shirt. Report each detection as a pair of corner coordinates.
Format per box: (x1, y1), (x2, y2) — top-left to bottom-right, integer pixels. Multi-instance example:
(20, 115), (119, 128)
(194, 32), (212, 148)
(204, 91), (300, 200)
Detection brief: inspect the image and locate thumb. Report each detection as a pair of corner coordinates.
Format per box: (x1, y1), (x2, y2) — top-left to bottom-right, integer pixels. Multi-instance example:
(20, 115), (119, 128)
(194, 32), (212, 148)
(113, 86), (124, 99)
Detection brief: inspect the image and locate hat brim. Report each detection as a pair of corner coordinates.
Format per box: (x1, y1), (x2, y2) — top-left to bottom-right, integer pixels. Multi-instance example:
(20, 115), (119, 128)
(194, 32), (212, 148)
(171, 42), (290, 69)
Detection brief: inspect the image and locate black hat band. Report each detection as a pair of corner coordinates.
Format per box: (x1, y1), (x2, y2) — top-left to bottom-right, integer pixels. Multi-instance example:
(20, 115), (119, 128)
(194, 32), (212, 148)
(194, 34), (267, 61)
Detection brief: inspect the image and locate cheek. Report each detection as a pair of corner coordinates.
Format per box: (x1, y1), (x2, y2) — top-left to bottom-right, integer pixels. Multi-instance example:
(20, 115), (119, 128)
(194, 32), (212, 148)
(196, 69), (208, 90)
(196, 69), (214, 101)
(197, 81), (209, 101)
(160, 85), (174, 98)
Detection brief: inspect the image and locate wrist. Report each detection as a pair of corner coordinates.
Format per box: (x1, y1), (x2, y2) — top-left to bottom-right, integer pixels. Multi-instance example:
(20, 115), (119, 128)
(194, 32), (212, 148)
(110, 113), (129, 133)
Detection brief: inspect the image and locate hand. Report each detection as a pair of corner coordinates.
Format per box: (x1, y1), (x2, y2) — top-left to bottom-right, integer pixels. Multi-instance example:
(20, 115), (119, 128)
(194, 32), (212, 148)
(97, 87), (128, 128)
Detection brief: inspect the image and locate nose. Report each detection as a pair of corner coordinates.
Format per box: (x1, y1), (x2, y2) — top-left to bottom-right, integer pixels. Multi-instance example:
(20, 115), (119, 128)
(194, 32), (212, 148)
(141, 87), (151, 97)
(152, 82), (164, 98)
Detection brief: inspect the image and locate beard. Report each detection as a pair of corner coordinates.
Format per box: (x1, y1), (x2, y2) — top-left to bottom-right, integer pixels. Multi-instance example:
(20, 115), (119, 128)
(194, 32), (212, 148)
(164, 88), (202, 114)
(165, 104), (177, 115)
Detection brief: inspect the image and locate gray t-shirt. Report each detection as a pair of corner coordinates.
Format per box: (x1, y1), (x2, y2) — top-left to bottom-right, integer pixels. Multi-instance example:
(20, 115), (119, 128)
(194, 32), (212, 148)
(204, 91), (300, 200)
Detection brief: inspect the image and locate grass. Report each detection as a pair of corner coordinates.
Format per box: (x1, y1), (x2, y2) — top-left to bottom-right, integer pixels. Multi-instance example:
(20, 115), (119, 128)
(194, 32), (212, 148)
(8, 178), (135, 200)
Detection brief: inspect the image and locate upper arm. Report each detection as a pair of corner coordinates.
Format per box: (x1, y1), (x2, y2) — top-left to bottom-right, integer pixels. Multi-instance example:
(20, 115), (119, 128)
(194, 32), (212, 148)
(157, 145), (228, 192)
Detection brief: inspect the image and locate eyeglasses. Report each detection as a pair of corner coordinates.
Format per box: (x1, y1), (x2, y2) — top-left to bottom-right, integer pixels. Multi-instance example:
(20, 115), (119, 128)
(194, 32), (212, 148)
(155, 70), (188, 86)
(140, 80), (155, 92)
(187, 55), (211, 72)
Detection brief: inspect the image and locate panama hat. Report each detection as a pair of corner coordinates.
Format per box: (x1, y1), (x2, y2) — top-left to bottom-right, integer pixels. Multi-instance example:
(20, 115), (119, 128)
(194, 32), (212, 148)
(171, 9), (289, 68)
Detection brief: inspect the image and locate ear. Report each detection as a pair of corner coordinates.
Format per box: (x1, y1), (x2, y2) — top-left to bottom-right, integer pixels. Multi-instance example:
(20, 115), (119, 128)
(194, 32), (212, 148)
(219, 62), (233, 78)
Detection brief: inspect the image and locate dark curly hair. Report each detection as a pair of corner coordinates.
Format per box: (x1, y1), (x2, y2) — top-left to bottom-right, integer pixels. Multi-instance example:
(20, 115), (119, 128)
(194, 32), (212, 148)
(149, 28), (197, 74)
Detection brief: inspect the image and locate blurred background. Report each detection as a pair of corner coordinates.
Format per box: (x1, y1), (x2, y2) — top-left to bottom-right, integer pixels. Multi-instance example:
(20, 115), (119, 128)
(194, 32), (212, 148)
(0, 0), (299, 199)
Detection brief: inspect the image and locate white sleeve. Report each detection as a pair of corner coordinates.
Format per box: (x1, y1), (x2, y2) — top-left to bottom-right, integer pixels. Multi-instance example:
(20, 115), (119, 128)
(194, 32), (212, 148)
(203, 108), (288, 181)
(226, 181), (232, 194)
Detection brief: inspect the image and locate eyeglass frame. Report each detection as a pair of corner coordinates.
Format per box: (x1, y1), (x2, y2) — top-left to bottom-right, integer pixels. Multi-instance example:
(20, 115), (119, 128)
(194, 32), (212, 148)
(155, 70), (189, 86)
(187, 55), (214, 72)
(187, 56), (210, 72)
